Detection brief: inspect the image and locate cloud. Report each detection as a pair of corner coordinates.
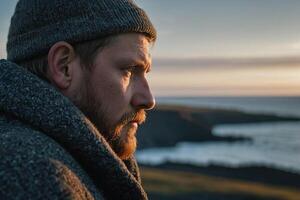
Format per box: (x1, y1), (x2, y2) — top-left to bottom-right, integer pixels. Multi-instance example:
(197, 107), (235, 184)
(290, 42), (300, 50)
(153, 56), (300, 68)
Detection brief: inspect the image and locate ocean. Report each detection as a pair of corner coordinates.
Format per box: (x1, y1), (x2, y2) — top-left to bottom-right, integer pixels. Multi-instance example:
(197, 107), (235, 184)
(136, 96), (300, 174)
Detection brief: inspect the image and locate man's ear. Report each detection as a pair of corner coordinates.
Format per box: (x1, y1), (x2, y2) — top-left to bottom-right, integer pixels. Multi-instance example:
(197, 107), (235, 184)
(47, 41), (76, 89)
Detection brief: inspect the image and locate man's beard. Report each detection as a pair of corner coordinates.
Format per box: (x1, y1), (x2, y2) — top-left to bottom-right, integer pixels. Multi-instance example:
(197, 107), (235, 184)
(72, 77), (146, 160)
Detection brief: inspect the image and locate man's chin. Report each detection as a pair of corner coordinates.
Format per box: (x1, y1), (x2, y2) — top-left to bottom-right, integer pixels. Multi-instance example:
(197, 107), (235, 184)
(116, 139), (137, 160)
(111, 123), (138, 160)
(113, 137), (137, 160)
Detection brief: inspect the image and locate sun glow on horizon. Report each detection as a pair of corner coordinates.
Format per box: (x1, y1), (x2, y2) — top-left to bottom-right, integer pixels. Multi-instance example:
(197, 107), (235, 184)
(149, 64), (300, 97)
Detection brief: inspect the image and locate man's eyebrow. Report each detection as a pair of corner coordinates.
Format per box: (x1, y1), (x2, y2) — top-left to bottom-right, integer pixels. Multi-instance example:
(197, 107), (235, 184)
(136, 60), (151, 72)
(117, 57), (151, 71)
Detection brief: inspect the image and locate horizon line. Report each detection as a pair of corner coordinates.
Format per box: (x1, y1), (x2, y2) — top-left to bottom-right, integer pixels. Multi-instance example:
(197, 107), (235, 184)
(153, 55), (300, 67)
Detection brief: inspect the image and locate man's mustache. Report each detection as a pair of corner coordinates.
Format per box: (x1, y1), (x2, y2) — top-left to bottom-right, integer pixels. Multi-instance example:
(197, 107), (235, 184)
(108, 110), (146, 141)
(119, 110), (146, 126)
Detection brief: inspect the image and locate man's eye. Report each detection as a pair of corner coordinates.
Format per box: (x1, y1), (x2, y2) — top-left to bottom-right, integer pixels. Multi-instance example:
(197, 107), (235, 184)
(124, 70), (132, 77)
(123, 66), (135, 77)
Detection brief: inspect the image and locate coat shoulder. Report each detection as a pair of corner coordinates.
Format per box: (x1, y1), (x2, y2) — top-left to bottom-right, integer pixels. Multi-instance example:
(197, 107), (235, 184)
(0, 119), (103, 200)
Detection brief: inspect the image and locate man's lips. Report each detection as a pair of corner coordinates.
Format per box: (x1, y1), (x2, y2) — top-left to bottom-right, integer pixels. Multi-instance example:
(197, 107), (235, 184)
(129, 120), (140, 128)
(131, 118), (143, 124)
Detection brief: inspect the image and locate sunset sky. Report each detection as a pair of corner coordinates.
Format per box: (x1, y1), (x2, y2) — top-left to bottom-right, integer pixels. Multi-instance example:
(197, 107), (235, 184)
(1, 0), (300, 96)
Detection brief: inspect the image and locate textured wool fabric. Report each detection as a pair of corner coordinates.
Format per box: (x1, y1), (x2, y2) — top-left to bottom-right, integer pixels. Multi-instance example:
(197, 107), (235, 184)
(0, 59), (148, 200)
(7, 0), (156, 62)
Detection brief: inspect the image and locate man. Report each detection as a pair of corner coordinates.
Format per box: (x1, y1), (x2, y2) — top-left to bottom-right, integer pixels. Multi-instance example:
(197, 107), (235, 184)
(0, 0), (156, 199)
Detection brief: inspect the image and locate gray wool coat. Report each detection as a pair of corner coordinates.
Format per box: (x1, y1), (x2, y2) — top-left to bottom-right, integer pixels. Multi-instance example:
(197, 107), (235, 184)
(0, 59), (148, 200)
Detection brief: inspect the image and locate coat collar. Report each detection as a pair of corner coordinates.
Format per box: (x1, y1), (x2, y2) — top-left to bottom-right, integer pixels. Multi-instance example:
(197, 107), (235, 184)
(0, 59), (147, 200)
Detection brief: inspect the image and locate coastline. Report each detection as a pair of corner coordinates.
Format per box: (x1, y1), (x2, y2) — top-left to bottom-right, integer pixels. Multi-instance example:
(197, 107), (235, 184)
(137, 104), (300, 199)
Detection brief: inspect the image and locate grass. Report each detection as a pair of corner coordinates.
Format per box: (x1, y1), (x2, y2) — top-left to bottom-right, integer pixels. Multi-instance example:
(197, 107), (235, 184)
(141, 167), (300, 200)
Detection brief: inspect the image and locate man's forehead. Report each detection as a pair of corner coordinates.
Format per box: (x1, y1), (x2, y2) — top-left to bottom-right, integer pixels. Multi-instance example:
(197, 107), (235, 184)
(110, 33), (151, 50)
(106, 33), (152, 62)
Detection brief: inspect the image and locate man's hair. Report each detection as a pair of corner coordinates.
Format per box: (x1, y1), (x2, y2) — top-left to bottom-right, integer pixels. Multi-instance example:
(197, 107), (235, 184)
(17, 36), (114, 81)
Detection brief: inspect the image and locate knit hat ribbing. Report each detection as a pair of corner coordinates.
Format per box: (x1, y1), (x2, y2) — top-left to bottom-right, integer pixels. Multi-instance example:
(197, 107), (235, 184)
(7, 0), (156, 62)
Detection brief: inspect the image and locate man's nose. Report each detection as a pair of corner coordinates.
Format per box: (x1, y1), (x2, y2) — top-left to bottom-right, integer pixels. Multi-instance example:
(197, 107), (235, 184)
(131, 78), (155, 110)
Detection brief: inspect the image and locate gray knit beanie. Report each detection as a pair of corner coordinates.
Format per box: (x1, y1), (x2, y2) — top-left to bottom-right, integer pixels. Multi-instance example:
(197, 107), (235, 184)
(7, 0), (156, 62)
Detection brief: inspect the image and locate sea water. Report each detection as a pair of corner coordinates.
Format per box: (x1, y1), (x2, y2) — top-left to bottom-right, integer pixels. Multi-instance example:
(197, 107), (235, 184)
(156, 96), (300, 117)
(136, 96), (300, 174)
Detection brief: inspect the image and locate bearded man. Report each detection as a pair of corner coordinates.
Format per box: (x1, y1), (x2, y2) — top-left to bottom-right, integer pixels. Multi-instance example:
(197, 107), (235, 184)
(0, 0), (156, 199)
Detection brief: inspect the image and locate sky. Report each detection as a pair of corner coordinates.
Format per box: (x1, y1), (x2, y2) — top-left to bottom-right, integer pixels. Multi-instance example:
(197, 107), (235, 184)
(1, 0), (300, 96)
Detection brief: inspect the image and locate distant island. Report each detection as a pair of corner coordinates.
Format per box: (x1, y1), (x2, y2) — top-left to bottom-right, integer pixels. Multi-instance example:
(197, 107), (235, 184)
(137, 104), (300, 149)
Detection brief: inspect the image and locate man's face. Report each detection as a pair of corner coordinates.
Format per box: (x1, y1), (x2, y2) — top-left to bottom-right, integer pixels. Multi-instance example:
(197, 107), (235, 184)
(73, 33), (155, 160)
